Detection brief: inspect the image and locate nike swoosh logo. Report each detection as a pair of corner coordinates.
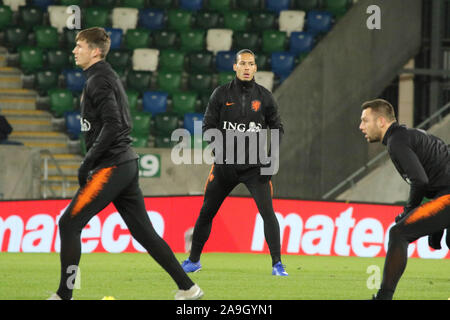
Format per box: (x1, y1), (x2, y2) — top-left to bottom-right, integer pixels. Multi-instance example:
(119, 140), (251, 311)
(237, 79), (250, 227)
(226, 102), (234, 106)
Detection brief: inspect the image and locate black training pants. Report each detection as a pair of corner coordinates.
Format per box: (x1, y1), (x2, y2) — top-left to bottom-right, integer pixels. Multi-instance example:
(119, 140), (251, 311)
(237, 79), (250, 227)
(57, 160), (193, 300)
(189, 164), (282, 266)
(379, 192), (450, 298)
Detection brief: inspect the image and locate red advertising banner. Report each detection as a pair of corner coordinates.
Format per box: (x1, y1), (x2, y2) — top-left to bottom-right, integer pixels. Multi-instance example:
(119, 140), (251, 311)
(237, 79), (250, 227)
(0, 197), (448, 259)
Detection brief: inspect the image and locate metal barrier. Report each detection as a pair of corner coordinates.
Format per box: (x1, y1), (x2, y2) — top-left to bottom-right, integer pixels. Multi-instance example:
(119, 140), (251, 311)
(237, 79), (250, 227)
(41, 149), (68, 199)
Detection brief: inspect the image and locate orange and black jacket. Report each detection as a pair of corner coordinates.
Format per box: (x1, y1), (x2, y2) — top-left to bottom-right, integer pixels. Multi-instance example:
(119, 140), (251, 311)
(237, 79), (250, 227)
(80, 60), (138, 169)
(202, 77), (284, 168)
(382, 122), (450, 213)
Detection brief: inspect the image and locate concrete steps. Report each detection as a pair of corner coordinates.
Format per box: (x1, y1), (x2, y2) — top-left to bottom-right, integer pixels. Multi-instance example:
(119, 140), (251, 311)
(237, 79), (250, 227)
(0, 49), (81, 198)
(0, 93), (36, 110)
(6, 118), (53, 131)
(0, 72), (22, 89)
(41, 153), (82, 198)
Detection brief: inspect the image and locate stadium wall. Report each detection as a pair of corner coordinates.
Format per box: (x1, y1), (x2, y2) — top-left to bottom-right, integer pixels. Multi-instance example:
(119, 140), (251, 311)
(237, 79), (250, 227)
(134, 147), (211, 196)
(273, 0), (423, 199)
(0, 145), (41, 200)
(1, 197), (448, 259)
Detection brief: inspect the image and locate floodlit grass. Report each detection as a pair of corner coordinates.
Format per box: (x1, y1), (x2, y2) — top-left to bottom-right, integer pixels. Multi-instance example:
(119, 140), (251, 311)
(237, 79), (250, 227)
(0, 252), (448, 300)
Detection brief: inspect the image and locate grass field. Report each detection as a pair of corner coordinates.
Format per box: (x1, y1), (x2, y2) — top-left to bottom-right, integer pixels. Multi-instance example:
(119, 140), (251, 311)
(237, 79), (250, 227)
(0, 252), (449, 300)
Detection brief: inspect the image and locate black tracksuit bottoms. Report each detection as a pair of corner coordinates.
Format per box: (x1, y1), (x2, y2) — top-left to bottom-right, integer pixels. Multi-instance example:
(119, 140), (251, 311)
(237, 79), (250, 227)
(378, 191), (450, 299)
(189, 164), (282, 266)
(57, 159), (193, 300)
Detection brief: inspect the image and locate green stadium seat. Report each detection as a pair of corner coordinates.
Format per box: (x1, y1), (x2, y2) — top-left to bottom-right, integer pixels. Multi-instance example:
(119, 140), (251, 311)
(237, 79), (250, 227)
(126, 70), (152, 92)
(124, 28), (151, 50)
(107, 49), (131, 73)
(223, 11), (249, 32)
(4, 27), (29, 52)
(172, 91), (198, 116)
(131, 135), (149, 147)
(68, 53), (78, 69)
(131, 112), (151, 137)
(60, 0), (83, 5)
(324, 0), (352, 18)
(254, 52), (270, 71)
(157, 71), (182, 94)
(262, 30), (287, 53)
(35, 70), (59, 94)
(250, 12), (276, 30)
(217, 71), (234, 85)
(19, 6), (44, 31)
(207, 0), (232, 12)
(149, 0), (175, 9)
(194, 11), (221, 29)
(48, 88), (75, 117)
(62, 28), (79, 50)
(34, 26), (59, 49)
(197, 93), (210, 113)
(119, 0), (147, 8)
(187, 51), (214, 73)
(126, 89), (140, 114)
(159, 49), (186, 72)
(167, 9), (193, 31)
(236, 0), (263, 10)
(46, 49), (70, 72)
(0, 5), (12, 31)
(233, 32), (260, 52)
(19, 46), (44, 74)
(153, 112), (179, 136)
(294, 0), (322, 11)
(188, 73), (213, 94)
(179, 29), (206, 52)
(155, 135), (177, 148)
(83, 7), (110, 29)
(91, 0), (116, 7)
(152, 30), (177, 49)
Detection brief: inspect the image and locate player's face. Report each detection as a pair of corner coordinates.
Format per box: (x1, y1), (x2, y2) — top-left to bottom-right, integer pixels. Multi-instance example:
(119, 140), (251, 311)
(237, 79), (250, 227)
(359, 108), (382, 143)
(233, 53), (257, 81)
(73, 40), (100, 70)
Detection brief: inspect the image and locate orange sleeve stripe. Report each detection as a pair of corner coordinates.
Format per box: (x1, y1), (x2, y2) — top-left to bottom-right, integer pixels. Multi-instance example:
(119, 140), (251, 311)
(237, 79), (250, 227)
(405, 194), (450, 225)
(71, 166), (115, 217)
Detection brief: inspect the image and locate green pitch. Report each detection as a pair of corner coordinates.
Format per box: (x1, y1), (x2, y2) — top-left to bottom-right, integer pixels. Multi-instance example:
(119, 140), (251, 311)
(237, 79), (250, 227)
(0, 252), (448, 300)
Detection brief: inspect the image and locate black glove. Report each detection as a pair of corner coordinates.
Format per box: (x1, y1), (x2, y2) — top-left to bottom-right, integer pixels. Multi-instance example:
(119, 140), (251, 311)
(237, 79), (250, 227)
(78, 160), (93, 187)
(428, 231), (444, 250)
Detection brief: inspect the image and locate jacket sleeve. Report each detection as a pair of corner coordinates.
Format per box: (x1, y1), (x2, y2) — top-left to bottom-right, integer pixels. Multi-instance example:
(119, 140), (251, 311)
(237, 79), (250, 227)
(202, 87), (222, 134)
(389, 134), (429, 212)
(84, 76), (122, 166)
(265, 93), (284, 144)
